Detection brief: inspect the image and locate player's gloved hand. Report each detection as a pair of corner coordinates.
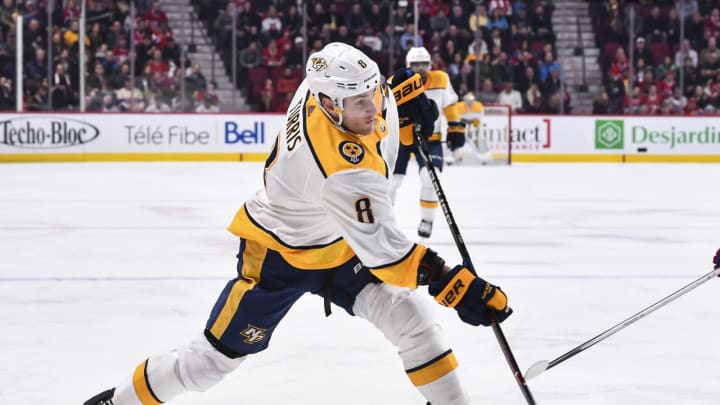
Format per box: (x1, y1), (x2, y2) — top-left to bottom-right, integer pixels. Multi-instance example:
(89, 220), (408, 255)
(389, 68), (438, 145)
(713, 248), (720, 271)
(446, 121), (466, 151)
(428, 265), (513, 326)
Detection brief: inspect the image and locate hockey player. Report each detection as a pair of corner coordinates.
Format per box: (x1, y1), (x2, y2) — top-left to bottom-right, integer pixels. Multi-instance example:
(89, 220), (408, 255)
(390, 46), (466, 239)
(84, 43), (511, 405)
(454, 92), (491, 164)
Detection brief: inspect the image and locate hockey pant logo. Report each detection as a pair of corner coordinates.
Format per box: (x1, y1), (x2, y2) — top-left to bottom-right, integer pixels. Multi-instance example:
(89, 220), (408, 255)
(240, 324), (268, 344)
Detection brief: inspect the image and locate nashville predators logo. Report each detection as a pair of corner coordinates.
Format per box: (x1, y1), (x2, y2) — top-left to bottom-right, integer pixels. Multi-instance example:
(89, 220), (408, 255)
(339, 141), (365, 164)
(311, 57), (327, 71)
(240, 324), (267, 344)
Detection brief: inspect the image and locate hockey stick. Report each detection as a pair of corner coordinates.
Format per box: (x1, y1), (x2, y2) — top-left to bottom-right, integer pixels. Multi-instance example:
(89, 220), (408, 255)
(525, 267), (720, 380)
(413, 126), (537, 405)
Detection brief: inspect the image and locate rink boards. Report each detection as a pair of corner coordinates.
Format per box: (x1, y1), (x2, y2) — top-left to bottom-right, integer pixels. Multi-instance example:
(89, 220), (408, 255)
(0, 113), (719, 163)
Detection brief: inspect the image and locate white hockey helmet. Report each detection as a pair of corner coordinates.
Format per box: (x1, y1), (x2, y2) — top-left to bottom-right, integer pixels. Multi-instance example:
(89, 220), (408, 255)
(405, 46), (431, 68)
(306, 42), (383, 119)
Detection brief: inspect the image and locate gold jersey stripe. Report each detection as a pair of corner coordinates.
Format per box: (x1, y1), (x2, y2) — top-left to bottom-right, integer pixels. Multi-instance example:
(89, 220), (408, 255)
(208, 239), (266, 338)
(370, 244), (426, 289)
(420, 200), (439, 208)
(132, 359), (162, 405)
(406, 350), (459, 386)
(227, 206), (357, 270)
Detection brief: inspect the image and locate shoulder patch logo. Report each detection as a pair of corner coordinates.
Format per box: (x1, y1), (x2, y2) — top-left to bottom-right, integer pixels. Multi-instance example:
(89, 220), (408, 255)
(311, 57), (327, 71)
(339, 141), (365, 164)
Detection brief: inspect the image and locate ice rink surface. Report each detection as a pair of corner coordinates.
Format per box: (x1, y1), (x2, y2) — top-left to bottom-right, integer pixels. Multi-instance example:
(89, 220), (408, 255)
(1, 161), (719, 404)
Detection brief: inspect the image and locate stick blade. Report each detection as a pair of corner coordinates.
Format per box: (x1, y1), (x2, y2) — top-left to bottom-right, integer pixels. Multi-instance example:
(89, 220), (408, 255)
(524, 360), (550, 380)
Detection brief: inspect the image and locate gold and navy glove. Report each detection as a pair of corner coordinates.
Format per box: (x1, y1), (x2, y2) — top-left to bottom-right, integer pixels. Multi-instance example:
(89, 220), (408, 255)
(446, 121), (466, 151)
(389, 68), (438, 145)
(428, 265), (512, 326)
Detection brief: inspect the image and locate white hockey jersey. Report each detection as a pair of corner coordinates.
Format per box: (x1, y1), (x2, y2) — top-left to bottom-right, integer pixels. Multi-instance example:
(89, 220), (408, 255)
(228, 80), (428, 289)
(423, 70), (460, 142)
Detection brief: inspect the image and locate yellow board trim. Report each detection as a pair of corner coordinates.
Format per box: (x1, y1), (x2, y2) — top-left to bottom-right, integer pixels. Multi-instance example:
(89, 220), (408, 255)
(209, 239), (266, 339)
(406, 351), (459, 386)
(0, 153), (268, 163)
(512, 153), (720, 163)
(227, 206), (357, 270)
(132, 360), (161, 405)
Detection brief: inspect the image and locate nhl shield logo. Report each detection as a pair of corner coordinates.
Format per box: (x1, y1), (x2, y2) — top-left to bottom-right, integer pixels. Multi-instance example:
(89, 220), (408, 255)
(339, 141), (365, 164)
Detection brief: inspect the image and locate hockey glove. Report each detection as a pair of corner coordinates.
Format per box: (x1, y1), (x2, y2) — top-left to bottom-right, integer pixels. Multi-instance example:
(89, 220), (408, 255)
(714, 248), (720, 271)
(446, 121), (466, 151)
(428, 265), (512, 326)
(389, 68), (439, 145)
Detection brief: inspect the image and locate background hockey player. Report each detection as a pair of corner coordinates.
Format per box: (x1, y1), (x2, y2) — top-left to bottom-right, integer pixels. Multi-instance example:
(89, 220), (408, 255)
(454, 92), (492, 164)
(85, 43), (512, 405)
(390, 46), (466, 239)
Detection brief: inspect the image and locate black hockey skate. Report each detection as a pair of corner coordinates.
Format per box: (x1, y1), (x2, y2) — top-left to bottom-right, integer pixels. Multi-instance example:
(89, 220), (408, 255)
(418, 219), (433, 238)
(84, 388), (115, 405)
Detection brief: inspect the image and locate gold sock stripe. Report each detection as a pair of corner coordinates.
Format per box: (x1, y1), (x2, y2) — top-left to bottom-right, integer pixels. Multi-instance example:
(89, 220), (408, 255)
(420, 200), (439, 208)
(406, 350), (459, 386)
(434, 267), (476, 308)
(209, 240), (267, 338)
(132, 359), (162, 405)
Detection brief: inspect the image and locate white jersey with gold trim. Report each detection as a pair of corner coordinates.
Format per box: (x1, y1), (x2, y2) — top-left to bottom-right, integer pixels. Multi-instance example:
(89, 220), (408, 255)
(228, 79), (427, 288)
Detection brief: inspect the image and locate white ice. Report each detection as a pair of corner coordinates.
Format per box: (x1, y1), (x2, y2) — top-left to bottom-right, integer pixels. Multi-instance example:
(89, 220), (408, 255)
(1, 161), (719, 405)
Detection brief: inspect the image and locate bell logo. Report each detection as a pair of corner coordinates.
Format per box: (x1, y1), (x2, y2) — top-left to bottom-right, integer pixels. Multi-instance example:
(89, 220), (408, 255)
(240, 324), (267, 344)
(595, 120), (624, 149)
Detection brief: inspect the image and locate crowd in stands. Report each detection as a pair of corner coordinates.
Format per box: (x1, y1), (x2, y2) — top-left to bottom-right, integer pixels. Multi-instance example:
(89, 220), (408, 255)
(200, 0), (566, 113)
(0, 0), (219, 112)
(592, 0), (720, 115)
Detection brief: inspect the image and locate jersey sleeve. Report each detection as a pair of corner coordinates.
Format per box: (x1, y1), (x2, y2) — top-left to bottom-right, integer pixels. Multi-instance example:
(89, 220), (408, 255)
(319, 169), (426, 289)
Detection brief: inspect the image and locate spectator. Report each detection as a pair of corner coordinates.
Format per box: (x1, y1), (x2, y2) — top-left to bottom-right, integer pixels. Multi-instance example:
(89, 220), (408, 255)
(259, 78), (274, 112)
(706, 8), (720, 38)
(525, 82), (544, 112)
(699, 48), (720, 82)
(633, 37), (654, 68)
(655, 55), (678, 81)
(700, 36), (719, 65)
(592, 90), (610, 114)
(52, 63), (75, 110)
(538, 51), (561, 83)
(261, 39), (284, 67)
(430, 8), (450, 34)
(400, 24), (422, 51)
(115, 78), (145, 111)
(26, 83), (47, 111)
(239, 41), (262, 69)
(681, 56), (700, 95)
(284, 37), (305, 69)
(143, 1), (168, 26)
(283, 4), (302, 35)
(641, 6), (668, 43)
(668, 85), (687, 114)
(261, 5), (282, 41)
(145, 95), (171, 112)
(345, 3), (366, 37)
(642, 84), (664, 114)
(476, 78), (499, 104)
(497, 81), (523, 111)
(364, 3), (387, 35)
(185, 63), (207, 94)
(87, 62), (109, 92)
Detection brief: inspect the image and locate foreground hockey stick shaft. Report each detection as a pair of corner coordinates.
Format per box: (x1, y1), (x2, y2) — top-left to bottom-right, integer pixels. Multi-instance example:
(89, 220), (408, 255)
(413, 126), (537, 405)
(525, 267), (720, 380)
